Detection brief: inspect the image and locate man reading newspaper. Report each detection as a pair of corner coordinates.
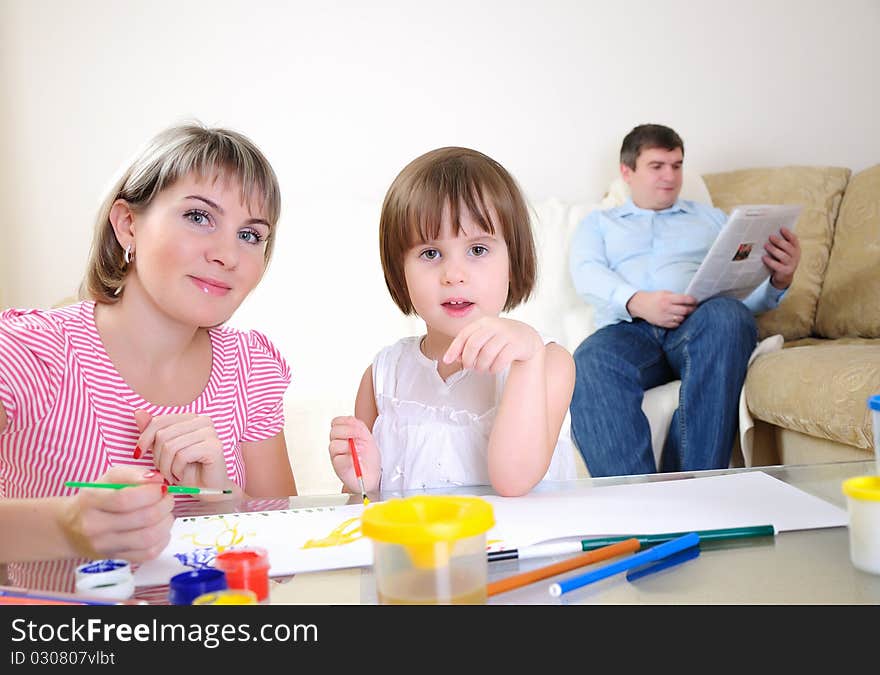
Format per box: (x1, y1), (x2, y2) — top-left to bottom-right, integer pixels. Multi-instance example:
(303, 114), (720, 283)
(568, 124), (801, 477)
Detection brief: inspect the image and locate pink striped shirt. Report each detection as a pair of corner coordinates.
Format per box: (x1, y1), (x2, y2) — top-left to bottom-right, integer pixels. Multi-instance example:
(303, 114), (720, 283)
(0, 300), (292, 592)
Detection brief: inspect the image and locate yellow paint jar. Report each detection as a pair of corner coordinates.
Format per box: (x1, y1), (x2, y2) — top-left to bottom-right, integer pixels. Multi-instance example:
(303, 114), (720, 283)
(361, 495), (494, 604)
(192, 589), (259, 605)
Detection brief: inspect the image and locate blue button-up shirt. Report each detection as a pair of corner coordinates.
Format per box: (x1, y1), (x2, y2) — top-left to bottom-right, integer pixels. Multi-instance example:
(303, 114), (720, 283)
(569, 198), (786, 329)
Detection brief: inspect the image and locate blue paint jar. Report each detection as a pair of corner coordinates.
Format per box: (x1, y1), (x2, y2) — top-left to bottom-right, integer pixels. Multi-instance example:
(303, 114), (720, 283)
(168, 568), (228, 605)
(75, 559), (135, 600)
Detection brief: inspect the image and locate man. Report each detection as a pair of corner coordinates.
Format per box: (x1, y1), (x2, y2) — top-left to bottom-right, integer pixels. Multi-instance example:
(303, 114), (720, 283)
(569, 124), (801, 477)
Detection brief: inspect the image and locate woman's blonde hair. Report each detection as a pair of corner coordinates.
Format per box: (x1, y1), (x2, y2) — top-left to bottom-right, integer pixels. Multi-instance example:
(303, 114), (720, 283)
(83, 122), (281, 303)
(379, 146), (537, 315)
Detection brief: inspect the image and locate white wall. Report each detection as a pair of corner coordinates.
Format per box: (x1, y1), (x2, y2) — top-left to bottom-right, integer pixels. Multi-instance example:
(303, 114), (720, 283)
(1, 0), (878, 492)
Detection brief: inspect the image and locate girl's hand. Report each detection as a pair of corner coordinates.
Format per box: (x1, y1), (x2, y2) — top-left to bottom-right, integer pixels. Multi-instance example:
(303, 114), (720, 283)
(134, 410), (230, 491)
(329, 416), (381, 494)
(443, 317), (544, 374)
(61, 465), (173, 562)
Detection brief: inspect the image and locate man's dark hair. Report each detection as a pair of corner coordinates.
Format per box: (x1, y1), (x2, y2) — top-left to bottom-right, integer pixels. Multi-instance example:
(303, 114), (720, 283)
(619, 124), (684, 170)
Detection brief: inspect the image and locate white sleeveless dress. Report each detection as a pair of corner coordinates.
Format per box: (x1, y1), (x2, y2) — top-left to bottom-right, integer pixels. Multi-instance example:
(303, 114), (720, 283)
(371, 335), (577, 491)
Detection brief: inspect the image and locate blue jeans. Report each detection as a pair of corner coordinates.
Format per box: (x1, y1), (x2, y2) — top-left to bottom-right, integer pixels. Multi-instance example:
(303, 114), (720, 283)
(570, 297), (757, 477)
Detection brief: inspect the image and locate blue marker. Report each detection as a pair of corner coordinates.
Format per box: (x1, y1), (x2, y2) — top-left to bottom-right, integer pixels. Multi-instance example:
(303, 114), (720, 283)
(625, 544), (700, 582)
(549, 532), (699, 597)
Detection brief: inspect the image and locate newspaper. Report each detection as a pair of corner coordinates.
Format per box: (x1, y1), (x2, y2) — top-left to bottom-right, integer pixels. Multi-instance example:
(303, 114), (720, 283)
(685, 204), (802, 303)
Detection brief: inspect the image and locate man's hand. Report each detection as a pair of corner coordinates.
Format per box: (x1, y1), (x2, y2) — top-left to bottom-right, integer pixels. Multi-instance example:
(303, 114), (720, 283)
(626, 290), (697, 329)
(765, 227), (801, 290)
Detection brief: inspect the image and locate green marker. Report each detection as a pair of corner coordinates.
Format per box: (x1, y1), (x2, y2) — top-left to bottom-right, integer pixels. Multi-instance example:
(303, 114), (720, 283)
(64, 481), (232, 495)
(488, 524), (775, 562)
(577, 525), (775, 551)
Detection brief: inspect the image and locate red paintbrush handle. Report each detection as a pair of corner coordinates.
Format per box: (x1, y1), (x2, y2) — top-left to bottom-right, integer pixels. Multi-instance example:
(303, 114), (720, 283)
(348, 437), (363, 478)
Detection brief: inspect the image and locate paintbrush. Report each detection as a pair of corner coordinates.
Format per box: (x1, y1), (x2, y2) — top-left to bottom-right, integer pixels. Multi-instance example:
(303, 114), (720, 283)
(348, 438), (370, 505)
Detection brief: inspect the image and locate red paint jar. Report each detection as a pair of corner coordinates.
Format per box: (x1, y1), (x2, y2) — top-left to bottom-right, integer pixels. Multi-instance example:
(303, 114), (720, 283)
(214, 547), (270, 602)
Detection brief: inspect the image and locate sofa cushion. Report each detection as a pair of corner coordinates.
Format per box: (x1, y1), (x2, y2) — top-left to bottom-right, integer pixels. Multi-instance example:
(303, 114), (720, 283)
(745, 340), (880, 450)
(814, 164), (880, 338)
(703, 166), (851, 340)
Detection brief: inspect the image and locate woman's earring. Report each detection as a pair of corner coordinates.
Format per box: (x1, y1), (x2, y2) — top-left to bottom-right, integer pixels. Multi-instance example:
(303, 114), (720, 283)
(123, 244), (133, 265)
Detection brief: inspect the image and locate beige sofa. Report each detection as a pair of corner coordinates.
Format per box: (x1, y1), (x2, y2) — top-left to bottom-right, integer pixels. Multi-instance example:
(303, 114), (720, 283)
(703, 164), (880, 466)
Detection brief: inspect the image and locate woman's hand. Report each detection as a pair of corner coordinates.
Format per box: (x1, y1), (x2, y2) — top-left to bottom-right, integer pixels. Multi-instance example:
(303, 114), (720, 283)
(134, 410), (230, 490)
(444, 317), (544, 373)
(60, 465), (173, 562)
(329, 416), (381, 494)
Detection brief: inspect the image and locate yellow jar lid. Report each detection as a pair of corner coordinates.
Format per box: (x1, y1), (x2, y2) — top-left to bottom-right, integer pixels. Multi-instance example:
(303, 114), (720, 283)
(361, 495), (494, 544)
(192, 589), (258, 605)
(842, 476), (880, 502)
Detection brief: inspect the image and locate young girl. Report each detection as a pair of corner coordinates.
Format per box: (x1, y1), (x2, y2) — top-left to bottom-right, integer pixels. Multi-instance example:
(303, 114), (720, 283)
(0, 123), (296, 582)
(329, 147), (576, 497)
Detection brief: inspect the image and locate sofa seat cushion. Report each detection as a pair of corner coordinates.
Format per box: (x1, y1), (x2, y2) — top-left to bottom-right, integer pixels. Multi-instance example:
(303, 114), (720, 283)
(745, 340), (880, 450)
(784, 336), (880, 348)
(703, 166), (851, 341)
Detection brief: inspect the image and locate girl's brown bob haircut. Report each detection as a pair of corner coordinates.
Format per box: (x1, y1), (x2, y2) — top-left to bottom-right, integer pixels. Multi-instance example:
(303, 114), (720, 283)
(379, 146), (537, 315)
(83, 122), (281, 303)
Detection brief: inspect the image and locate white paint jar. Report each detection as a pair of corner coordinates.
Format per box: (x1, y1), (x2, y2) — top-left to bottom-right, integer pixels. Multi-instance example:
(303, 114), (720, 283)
(75, 559), (135, 600)
(842, 476), (880, 575)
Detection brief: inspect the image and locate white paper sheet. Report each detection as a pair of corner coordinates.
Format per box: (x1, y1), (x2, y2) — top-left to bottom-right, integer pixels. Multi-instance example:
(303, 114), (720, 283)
(685, 204), (802, 303)
(133, 503), (372, 587)
(483, 471), (846, 549)
(133, 471), (847, 586)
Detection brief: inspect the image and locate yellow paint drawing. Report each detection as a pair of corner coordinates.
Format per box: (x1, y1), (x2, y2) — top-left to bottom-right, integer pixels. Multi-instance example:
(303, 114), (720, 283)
(181, 516), (256, 552)
(302, 516), (363, 549)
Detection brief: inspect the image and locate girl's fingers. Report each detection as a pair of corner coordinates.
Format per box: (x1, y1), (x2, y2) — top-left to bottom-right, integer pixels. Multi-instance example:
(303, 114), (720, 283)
(460, 327), (495, 369)
(329, 418), (368, 441)
(473, 333), (508, 372)
(329, 439), (353, 460)
(330, 452), (352, 476)
(330, 415), (365, 431)
(331, 415), (363, 425)
(444, 321), (482, 364)
(488, 343), (519, 374)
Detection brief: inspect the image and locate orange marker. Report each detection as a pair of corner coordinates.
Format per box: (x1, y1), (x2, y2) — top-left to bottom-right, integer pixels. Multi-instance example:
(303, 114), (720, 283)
(486, 538), (640, 597)
(348, 437), (369, 505)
